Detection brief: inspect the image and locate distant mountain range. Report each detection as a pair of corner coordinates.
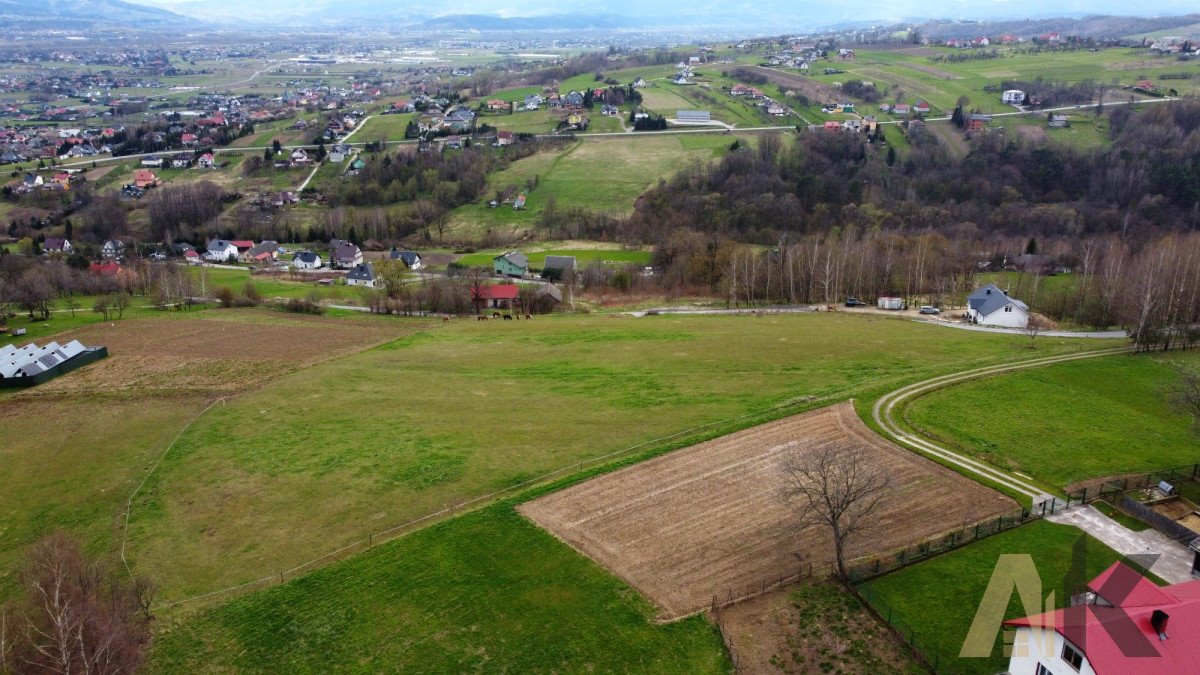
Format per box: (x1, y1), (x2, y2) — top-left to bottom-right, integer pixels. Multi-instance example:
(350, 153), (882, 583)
(917, 14), (1200, 39)
(130, 0), (1200, 30)
(418, 14), (640, 30)
(0, 0), (192, 27)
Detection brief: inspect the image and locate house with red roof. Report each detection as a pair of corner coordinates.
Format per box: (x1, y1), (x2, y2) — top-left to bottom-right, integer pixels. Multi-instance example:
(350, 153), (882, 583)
(470, 284), (519, 310)
(89, 262), (121, 276)
(1005, 562), (1200, 675)
(132, 169), (159, 189)
(914, 101), (931, 114)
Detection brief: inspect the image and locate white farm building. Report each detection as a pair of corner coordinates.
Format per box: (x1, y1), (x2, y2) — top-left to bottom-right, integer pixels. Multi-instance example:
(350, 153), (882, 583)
(966, 283), (1029, 328)
(1002, 89), (1026, 104)
(0, 340), (107, 387)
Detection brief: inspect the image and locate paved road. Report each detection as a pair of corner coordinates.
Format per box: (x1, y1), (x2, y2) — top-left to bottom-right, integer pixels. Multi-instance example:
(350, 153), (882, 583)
(627, 305), (817, 317)
(872, 346), (1131, 507)
(1048, 505), (1194, 584)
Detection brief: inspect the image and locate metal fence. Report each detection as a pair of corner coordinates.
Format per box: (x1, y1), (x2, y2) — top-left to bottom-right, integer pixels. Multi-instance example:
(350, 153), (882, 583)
(1064, 463), (1200, 506)
(708, 562), (816, 614)
(853, 582), (947, 673)
(846, 508), (1037, 584)
(1121, 495), (1200, 542)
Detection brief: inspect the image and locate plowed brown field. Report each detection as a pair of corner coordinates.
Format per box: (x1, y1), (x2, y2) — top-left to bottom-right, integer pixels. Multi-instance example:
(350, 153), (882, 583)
(519, 402), (1014, 618)
(19, 311), (411, 396)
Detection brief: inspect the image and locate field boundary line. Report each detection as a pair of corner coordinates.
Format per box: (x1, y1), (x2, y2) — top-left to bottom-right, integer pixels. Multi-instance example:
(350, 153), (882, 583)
(120, 395), (228, 582)
(155, 394), (845, 610)
(118, 317), (439, 585)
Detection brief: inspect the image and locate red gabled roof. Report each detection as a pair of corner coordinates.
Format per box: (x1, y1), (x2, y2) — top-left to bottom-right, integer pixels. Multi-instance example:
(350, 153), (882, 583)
(471, 284), (519, 301)
(89, 262), (121, 275)
(1005, 562), (1200, 674)
(231, 240), (255, 250)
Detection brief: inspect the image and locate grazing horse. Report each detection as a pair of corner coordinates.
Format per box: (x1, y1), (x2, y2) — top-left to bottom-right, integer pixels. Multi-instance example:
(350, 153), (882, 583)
(492, 311), (502, 318)
(477, 315), (489, 321)
(503, 314), (513, 321)
(525, 314), (532, 320)
(442, 316), (450, 323)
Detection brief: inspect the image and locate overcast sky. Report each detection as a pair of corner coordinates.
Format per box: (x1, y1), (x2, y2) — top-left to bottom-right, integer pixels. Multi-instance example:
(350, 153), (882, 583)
(131, 0), (1200, 25)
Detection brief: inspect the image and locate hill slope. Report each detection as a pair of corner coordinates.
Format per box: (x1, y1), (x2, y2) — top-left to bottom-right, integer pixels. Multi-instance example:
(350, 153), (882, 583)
(0, 0), (192, 27)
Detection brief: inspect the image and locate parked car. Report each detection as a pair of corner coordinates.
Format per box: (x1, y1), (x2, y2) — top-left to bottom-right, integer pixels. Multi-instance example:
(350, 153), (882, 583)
(845, 298), (867, 307)
(919, 306), (940, 315)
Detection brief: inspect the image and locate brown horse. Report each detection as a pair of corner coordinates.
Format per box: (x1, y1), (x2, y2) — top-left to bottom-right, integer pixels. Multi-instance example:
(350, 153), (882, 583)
(492, 311), (502, 318)
(503, 314), (513, 321)
(477, 315), (489, 321)
(525, 314), (532, 320)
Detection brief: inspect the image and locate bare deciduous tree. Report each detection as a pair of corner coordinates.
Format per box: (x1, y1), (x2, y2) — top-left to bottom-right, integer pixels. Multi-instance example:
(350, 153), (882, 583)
(4, 531), (153, 674)
(1167, 364), (1200, 435)
(1023, 314), (1046, 346)
(779, 445), (890, 580)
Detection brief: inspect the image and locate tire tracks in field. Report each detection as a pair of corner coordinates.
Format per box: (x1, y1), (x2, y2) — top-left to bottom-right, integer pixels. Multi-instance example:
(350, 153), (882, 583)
(871, 346), (1131, 507)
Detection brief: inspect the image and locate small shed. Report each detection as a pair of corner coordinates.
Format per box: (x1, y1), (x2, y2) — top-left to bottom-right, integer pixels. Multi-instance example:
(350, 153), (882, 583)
(877, 296), (903, 310)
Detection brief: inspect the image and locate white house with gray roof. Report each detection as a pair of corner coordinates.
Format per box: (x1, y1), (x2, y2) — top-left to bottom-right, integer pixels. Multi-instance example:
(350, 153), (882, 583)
(966, 283), (1029, 328)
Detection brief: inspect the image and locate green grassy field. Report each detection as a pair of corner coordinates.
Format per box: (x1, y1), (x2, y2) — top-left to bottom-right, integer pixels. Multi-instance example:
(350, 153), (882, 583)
(0, 392), (210, 599)
(120, 312), (1109, 600)
(353, 113), (417, 143)
(447, 134), (735, 236)
(455, 246), (652, 269)
(858, 520), (1157, 675)
(904, 352), (1200, 489)
(194, 267), (371, 303)
(1093, 499), (1150, 531)
(2, 303), (166, 342)
(148, 503), (729, 673)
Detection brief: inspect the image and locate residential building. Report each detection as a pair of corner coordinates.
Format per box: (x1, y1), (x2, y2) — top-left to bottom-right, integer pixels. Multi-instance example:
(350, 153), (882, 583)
(42, 237), (73, 254)
(542, 255), (577, 277)
(493, 251), (529, 278)
(101, 239), (125, 260)
(345, 262), (376, 287)
(1002, 89), (1026, 104)
(966, 283), (1029, 328)
(389, 250), (422, 270)
(470, 284), (519, 310)
(292, 250), (322, 269)
(329, 239), (363, 269)
(205, 238), (239, 262)
(1006, 562), (1200, 675)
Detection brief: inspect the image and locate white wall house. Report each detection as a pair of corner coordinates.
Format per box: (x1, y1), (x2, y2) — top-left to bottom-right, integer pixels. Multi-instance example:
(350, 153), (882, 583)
(966, 283), (1029, 328)
(205, 239), (238, 262)
(1007, 627), (1096, 675)
(292, 251), (322, 270)
(1006, 562), (1200, 675)
(345, 262), (376, 287)
(1002, 89), (1026, 104)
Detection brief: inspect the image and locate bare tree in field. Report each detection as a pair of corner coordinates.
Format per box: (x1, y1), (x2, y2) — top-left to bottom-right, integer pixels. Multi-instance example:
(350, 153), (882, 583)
(779, 445), (891, 581)
(1167, 364), (1200, 435)
(6, 531), (153, 674)
(464, 266), (490, 314)
(1023, 314), (1046, 346)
